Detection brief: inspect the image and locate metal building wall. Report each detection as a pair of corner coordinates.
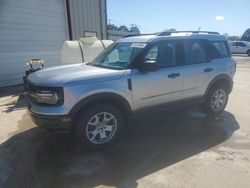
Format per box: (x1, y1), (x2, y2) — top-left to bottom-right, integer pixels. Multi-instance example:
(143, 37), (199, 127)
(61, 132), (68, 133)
(0, 0), (107, 87)
(68, 0), (107, 40)
(0, 0), (68, 87)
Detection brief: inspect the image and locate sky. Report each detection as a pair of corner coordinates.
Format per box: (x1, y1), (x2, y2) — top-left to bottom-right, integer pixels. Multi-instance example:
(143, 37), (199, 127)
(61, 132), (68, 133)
(107, 0), (250, 36)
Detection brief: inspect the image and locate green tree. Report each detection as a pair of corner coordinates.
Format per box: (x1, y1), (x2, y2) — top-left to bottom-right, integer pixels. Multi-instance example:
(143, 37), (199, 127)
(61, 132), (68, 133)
(130, 26), (140, 34)
(228, 36), (241, 41)
(118, 25), (129, 32)
(241, 28), (250, 41)
(107, 24), (118, 31)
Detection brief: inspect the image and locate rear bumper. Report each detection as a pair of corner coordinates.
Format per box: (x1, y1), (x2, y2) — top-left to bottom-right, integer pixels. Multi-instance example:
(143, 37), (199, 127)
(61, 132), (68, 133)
(29, 111), (73, 132)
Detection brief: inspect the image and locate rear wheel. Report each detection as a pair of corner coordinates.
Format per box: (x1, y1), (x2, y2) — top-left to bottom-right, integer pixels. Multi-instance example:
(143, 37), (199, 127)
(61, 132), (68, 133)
(203, 85), (228, 116)
(74, 104), (124, 148)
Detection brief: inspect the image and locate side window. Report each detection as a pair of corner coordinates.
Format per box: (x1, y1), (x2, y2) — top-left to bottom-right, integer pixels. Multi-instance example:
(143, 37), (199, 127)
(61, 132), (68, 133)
(212, 42), (230, 58)
(145, 46), (158, 61)
(238, 42), (246, 47)
(144, 41), (177, 68)
(232, 42), (237, 46)
(183, 40), (206, 64)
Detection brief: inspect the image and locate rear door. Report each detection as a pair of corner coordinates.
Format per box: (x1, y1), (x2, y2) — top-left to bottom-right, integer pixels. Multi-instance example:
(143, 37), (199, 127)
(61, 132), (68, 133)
(203, 40), (232, 87)
(181, 39), (208, 99)
(237, 42), (248, 53)
(230, 42), (239, 53)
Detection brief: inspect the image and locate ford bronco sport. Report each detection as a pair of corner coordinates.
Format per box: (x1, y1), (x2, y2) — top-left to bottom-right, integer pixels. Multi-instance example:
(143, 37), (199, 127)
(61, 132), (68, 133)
(26, 31), (236, 148)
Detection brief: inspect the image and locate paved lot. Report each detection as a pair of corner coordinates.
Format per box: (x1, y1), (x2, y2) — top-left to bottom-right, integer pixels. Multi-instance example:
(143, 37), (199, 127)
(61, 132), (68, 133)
(0, 55), (250, 188)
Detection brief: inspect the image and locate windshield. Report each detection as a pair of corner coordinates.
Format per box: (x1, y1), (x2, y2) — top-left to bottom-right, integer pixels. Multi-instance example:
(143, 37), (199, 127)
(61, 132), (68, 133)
(88, 42), (146, 69)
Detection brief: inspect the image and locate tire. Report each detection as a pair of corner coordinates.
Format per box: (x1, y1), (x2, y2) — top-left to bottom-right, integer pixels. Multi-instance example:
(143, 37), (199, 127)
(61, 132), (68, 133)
(74, 104), (124, 148)
(203, 85), (229, 116)
(247, 50), (250, 56)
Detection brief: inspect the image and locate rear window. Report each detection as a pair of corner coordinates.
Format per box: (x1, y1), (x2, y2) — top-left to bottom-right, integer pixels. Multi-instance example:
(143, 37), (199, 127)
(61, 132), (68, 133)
(212, 41), (230, 58)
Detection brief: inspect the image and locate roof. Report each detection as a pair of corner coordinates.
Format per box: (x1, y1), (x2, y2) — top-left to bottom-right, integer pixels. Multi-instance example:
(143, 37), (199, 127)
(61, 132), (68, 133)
(154, 34), (227, 42)
(117, 31), (227, 43)
(117, 35), (156, 43)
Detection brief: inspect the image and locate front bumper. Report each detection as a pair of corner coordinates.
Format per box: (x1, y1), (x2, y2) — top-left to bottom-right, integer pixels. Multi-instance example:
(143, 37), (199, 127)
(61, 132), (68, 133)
(29, 111), (72, 132)
(26, 98), (73, 132)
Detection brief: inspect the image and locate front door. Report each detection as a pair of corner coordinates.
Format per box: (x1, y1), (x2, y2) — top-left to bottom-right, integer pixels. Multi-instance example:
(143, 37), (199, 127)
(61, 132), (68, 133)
(131, 40), (183, 111)
(230, 42), (239, 53)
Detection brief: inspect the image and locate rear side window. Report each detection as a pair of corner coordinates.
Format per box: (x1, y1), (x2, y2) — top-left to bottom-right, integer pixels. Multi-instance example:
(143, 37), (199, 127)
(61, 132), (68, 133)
(238, 42), (246, 47)
(212, 41), (230, 58)
(183, 40), (206, 64)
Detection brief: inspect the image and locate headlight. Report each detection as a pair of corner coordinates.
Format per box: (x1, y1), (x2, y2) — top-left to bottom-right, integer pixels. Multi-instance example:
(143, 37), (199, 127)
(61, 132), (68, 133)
(36, 90), (59, 105)
(28, 87), (64, 105)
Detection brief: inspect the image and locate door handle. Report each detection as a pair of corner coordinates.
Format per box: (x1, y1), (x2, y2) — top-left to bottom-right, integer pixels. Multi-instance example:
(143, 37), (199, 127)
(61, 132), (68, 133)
(168, 73), (180, 78)
(204, 68), (213, 73)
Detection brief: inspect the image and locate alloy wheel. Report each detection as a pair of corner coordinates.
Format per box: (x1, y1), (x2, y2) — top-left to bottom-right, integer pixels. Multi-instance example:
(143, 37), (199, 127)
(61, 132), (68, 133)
(211, 89), (226, 112)
(85, 112), (118, 144)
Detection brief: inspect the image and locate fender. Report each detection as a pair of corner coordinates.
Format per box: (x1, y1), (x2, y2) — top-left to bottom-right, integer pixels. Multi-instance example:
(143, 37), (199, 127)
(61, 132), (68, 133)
(205, 74), (233, 96)
(69, 92), (132, 115)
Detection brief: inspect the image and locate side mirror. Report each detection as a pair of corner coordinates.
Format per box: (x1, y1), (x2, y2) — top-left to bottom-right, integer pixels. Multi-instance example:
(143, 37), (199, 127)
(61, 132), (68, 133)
(139, 60), (158, 72)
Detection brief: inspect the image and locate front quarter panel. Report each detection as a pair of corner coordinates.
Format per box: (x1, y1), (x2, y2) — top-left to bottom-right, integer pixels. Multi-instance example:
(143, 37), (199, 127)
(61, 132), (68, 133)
(64, 70), (133, 114)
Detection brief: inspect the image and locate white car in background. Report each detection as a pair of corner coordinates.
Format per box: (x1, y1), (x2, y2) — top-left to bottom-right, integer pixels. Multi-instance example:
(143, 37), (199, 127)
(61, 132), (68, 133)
(229, 41), (250, 56)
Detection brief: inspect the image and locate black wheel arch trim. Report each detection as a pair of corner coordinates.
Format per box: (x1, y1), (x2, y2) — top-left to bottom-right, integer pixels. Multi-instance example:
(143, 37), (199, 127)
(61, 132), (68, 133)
(205, 74), (233, 96)
(69, 92), (132, 115)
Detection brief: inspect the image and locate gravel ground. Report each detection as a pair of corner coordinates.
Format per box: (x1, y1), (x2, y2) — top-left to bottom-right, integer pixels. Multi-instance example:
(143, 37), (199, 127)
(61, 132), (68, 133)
(0, 55), (250, 188)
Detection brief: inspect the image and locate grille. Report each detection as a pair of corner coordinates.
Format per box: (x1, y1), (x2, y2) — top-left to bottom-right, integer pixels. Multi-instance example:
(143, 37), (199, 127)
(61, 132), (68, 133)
(26, 82), (39, 104)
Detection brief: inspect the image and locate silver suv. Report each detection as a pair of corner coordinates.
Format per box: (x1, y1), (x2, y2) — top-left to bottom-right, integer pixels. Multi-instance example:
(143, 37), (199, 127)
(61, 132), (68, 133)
(26, 31), (236, 148)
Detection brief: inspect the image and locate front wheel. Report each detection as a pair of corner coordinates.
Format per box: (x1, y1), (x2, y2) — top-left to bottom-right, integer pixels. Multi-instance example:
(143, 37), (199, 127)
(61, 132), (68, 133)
(203, 86), (229, 116)
(74, 104), (124, 148)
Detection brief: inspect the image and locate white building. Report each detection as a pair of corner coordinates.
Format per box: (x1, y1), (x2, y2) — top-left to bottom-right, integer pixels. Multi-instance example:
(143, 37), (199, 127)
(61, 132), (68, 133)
(0, 0), (107, 87)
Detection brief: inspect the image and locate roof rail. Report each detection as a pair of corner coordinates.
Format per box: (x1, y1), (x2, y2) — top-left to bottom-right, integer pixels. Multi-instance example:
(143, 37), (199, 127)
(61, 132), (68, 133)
(157, 31), (220, 36)
(123, 34), (139, 38)
(123, 33), (156, 38)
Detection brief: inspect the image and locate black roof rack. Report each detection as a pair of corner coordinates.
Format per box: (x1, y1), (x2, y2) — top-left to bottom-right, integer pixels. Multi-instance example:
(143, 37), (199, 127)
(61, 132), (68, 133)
(123, 34), (139, 38)
(157, 31), (220, 36)
(123, 33), (156, 38)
